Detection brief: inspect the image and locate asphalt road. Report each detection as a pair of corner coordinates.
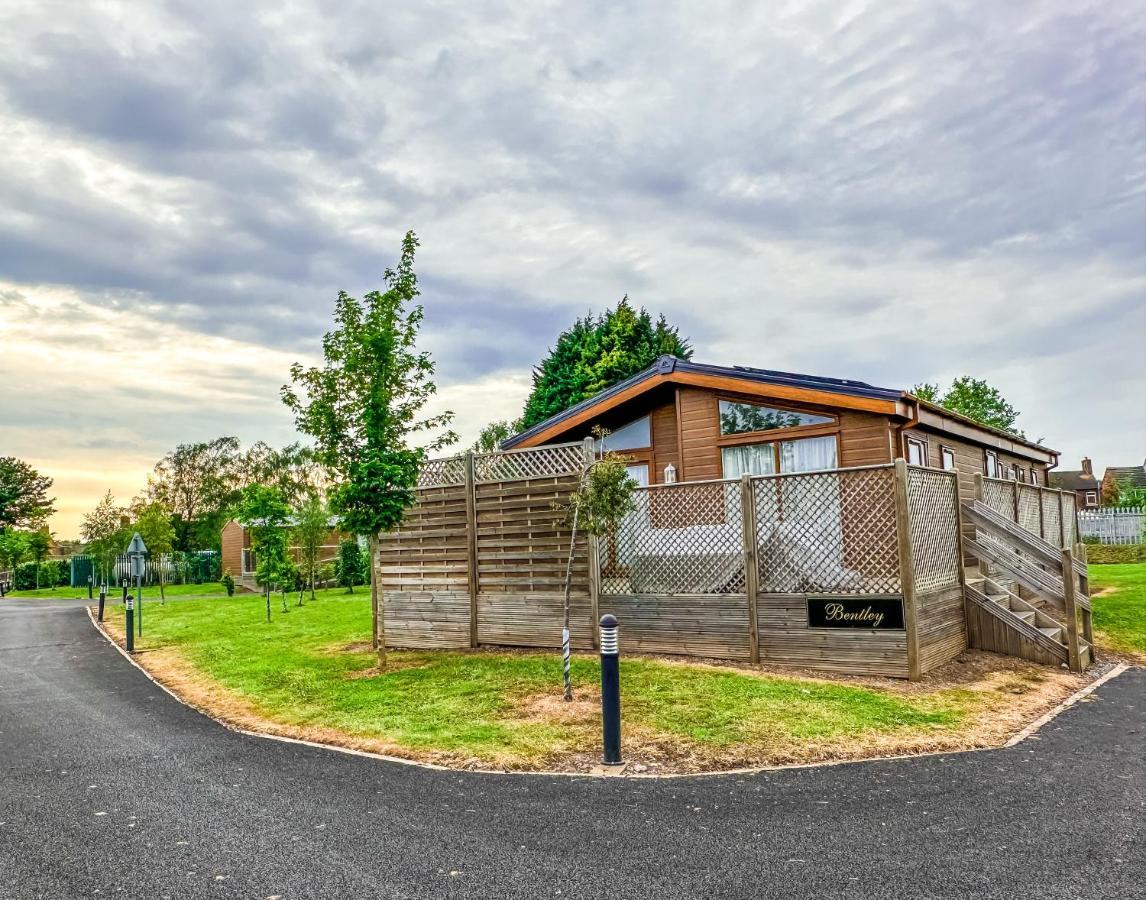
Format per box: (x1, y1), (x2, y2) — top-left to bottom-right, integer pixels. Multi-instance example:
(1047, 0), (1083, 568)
(1, 598), (1142, 900)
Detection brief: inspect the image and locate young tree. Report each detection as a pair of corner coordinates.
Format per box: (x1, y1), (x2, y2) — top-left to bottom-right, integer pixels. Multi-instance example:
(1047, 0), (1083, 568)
(293, 494), (330, 602)
(81, 492), (128, 584)
(471, 419), (523, 452)
(235, 484), (292, 622)
(521, 297), (692, 428)
(558, 447), (638, 700)
(238, 442), (326, 505)
(0, 457), (55, 531)
(283, 230), (457, 668)
(131, 500), (176, 599)
(911, 377), (1022, 434)
(336, 538), (363, 594)
(26, 528), (51, 590)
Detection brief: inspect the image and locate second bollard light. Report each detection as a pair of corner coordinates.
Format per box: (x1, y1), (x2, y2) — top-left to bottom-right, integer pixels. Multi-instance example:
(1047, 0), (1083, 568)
(599, 614), (622, 765)
(125, 595), (135, 653)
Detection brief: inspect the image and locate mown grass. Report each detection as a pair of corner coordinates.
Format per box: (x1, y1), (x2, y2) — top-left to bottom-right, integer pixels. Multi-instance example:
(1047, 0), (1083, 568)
(101, 592), (976, 767)
(1089, 562), (1146, 655)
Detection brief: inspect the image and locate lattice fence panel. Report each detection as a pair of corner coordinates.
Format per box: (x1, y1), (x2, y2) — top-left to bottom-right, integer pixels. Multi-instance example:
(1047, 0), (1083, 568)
(754, 466), (900, 594)
(474, 443), (585, 483)
(1041, 490), (1062, 546)
(1060, 492), (1076, 547)
(982, 478), (1016, 521)
(1017, 484), (1042, 535)
(906, 466), (961, 594)
(601, 480), (744, 595)
(417, 455), (466, 488)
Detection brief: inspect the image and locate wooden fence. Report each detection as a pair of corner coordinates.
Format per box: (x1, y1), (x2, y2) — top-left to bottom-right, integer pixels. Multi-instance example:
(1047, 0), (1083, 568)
(1077, 507), (1144, 545)
(378, 448), (966, 679)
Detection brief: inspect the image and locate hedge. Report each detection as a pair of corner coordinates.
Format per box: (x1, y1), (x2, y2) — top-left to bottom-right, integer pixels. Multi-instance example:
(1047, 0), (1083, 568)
(14, 560), (70, 590)
(1085, 544), (1146, 564)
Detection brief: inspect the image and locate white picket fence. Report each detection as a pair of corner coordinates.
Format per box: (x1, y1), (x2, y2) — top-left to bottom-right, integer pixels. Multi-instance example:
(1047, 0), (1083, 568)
(1077, 507), (1145, 545)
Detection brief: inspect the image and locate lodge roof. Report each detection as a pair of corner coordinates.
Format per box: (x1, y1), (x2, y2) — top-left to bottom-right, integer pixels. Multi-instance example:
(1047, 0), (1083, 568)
(1103, 461), (1146, 490)
(1049, 470), (1099, 491)
(502, 356), (1056, 458)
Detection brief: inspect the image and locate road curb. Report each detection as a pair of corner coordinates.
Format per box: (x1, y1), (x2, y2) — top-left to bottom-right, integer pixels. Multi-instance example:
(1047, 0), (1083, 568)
(85, 605), (1136, 781)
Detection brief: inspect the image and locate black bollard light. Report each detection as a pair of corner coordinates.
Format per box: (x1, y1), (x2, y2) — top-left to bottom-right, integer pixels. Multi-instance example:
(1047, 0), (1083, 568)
(98, 585), (106, 622)
(121, 578), (128, 604)
(87, 575), (93, 600)
(599, 614), (622, 766)
(125, 595), (135, 653)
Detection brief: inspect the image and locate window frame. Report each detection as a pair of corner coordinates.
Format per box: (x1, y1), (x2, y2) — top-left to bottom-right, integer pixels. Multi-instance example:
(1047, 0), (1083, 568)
(714, 393), (839, 447)
(720, 433), (839, 478)
(1014, 465), (1026, 483)
(940, 445), (956, 471)
(905, 436), (928, 467)
(1084, 490), (1097, 506)
(984, 449), (1000, 479)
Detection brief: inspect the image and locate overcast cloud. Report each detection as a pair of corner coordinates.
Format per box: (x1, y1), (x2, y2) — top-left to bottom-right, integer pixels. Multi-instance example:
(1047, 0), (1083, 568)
(1, 0), (1143, 536)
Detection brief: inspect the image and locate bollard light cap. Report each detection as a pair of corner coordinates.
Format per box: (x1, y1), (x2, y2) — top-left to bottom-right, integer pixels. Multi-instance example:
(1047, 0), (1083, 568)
(599, 613), (618, 629)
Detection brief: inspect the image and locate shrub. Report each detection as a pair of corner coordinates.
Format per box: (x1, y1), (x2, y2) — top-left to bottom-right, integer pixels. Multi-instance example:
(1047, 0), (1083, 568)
(1084, 544), (1146, 564)
(14, 560), (68, 590)
(336, 539), (364, 591)
(221, 570), (236, 597)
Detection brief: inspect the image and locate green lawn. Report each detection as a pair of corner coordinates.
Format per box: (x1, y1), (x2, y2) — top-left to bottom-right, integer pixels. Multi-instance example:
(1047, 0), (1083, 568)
(97, 591), (985, 770)
(1089, 562), (1146, 656)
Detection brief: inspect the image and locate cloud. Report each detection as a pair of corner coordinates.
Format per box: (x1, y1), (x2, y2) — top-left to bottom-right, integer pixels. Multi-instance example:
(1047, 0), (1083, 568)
(0, 0), (1143, 534)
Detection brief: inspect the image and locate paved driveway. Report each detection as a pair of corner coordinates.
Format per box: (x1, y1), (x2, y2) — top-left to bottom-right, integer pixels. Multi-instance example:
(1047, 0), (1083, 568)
(1, 598), (1142, 899)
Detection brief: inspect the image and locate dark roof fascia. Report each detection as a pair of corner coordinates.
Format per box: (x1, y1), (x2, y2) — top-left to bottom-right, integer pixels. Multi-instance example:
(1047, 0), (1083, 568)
(501, 356), (902, 449)
(910, 396), (1056, 456)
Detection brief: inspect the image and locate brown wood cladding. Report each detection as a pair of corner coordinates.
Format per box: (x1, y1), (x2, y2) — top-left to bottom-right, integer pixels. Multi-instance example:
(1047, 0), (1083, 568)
(220, 520), (243, 577)
(915, 585), (967, 673)
(650, 400), (680, 484)
(677, 388), (721, 480)
(838, 411), (895, 467)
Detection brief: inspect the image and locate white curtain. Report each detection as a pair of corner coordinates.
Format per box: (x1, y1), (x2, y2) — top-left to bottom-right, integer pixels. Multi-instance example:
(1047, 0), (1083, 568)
(780, 435), (838, 473)
(721, 442), (776, 478)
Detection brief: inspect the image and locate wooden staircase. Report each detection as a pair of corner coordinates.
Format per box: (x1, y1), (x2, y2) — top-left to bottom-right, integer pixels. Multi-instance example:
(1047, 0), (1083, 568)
(962, 500), (1094, 672)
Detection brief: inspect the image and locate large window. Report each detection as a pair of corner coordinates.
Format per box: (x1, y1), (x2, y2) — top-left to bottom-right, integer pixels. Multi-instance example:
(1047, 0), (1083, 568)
(597, 415), (650, 452)
(718, 400), (832, 436)
(722, 435), (838, 477)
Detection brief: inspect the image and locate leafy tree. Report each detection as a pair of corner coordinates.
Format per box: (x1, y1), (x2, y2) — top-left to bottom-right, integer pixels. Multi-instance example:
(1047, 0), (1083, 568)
(911, 377), (1022, 435)
(283, 230), (456, 667)
(26, 528), (51, 590)
(81, 492), (128, 584)
(335, 538), (363, 593)
(0, 457), (55, 531)
(131, 500), (176, 599)
(238, 442), (325, 505)
(0, 531), (30, 580)
(235, 483), (292, 622)
(521, 297), (692, 428)
(472, 419), (523, 452)
(1104, 477), (1146, 509)
(148, 437), (241, 550)
(293, 494), (330, 602)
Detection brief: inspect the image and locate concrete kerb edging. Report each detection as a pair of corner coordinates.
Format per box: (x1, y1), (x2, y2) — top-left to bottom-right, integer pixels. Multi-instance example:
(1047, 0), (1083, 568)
(86, 604), (1134, 781)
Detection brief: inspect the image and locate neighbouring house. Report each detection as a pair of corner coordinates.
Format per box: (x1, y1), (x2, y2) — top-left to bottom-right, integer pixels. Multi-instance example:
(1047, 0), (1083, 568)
(1101, 458), (1146, 504)
(220, 518), (345, 589)
(501, 356), (1058, 491)
(1050, 457), (1102, 509)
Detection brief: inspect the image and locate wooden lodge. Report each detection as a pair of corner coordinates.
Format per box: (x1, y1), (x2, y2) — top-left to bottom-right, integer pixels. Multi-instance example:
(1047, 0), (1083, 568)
(221, 518), (345, 591)
(375, 357), (1093, 680)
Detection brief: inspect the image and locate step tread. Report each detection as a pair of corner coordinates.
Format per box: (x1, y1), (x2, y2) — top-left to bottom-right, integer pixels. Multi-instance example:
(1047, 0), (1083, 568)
(1038, 626), (1063, 639)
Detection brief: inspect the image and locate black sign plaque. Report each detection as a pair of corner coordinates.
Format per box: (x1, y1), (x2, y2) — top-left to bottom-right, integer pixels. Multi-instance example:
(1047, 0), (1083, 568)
(806, 595), (905, 631)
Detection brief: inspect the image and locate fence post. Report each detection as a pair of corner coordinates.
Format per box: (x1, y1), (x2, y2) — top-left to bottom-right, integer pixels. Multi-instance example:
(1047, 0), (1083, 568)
(464, 451), (480, 649)
(1057, 489), (1067, 549)
(894, 459), (922, 681)
(1060, 548), (1082, 672)
(973, 472), (984, 503)
(739, 475), (760, 664)
(1012, 481), (1020, 523)
(1037, 486), (1046, 540)
(583, 436), (601, 650)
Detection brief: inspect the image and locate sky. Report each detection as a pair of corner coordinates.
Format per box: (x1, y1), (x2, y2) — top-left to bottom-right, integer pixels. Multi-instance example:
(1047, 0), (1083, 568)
(2, 0), (1144, 538)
